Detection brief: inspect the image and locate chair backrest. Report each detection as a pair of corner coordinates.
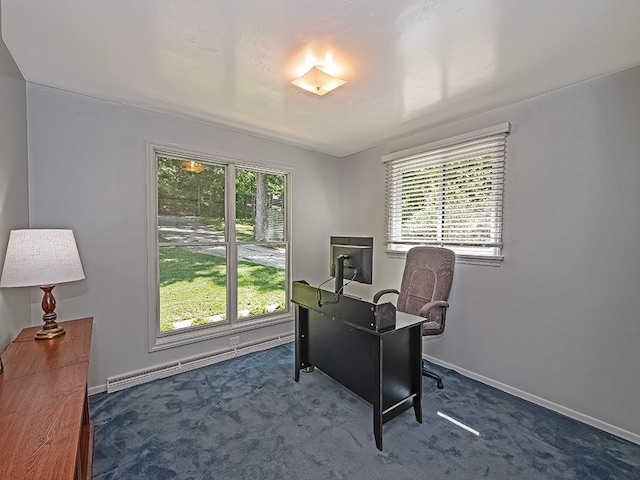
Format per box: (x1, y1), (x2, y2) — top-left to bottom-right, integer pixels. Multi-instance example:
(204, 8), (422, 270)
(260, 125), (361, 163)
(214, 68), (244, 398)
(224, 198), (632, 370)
(396, 247), (455, 334)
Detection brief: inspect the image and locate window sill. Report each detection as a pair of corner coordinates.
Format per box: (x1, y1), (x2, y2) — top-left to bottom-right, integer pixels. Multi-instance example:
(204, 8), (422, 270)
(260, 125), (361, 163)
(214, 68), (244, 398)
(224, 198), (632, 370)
(150, 313), (294, 352)
(385, 249), (503, 267)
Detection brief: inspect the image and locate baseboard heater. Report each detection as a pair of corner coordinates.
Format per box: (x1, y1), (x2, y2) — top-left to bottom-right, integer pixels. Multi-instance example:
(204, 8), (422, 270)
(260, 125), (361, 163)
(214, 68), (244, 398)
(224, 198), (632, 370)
(106, 333), (294, 393)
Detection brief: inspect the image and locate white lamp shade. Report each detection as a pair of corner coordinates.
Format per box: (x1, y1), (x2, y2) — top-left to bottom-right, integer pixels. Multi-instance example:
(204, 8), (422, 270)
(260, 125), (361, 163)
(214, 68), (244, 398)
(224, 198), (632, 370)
(0, 229), (85, 288)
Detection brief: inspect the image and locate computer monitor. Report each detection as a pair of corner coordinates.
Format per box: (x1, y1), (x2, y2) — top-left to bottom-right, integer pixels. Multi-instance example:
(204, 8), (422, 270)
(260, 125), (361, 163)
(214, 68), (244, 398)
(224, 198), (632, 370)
(329, 236), (373, 293)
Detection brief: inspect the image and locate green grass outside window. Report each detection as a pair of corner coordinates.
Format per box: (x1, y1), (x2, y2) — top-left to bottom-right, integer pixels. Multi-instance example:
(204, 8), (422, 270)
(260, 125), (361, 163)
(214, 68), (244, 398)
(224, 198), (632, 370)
(159, 247), (286, 332)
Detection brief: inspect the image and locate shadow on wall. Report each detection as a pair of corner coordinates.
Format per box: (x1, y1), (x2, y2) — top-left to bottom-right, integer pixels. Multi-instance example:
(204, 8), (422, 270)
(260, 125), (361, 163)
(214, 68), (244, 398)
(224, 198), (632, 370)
(0, 287), (30, 350)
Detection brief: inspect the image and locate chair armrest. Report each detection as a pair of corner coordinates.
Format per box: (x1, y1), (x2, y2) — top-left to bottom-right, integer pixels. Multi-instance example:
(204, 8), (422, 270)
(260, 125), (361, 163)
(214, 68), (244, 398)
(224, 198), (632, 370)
(419, 300), (449, 317)
(373, 289), (399, 303)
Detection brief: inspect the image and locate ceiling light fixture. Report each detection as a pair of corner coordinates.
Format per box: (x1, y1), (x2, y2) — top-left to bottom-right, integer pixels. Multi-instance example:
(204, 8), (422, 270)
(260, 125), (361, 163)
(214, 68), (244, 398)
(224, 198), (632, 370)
(291, 65), (346, 96)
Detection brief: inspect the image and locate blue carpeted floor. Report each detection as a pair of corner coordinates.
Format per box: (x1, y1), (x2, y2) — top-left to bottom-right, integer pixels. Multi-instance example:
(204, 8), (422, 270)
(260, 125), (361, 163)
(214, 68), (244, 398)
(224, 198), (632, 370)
(90, 344), (640, 479)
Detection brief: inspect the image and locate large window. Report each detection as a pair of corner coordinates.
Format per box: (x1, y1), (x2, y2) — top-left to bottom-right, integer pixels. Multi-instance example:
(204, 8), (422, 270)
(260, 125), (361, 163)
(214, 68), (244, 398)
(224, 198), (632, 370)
(151, 147), (289, 347)
(383, 124), (509, 261)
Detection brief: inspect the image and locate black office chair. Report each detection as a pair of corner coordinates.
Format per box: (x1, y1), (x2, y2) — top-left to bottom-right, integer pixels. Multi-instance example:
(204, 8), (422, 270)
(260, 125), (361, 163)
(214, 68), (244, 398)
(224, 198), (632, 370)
(373, 246), (455, 389)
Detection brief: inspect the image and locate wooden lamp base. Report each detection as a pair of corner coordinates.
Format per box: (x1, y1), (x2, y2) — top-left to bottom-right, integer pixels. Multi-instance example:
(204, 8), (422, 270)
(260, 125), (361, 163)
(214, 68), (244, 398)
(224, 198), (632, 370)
(35, 285), (66, 340)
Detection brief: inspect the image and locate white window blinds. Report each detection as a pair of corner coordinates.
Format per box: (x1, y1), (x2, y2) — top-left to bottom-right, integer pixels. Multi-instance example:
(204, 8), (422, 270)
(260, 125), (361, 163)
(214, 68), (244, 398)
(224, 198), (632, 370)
(383, 123), (510, 258)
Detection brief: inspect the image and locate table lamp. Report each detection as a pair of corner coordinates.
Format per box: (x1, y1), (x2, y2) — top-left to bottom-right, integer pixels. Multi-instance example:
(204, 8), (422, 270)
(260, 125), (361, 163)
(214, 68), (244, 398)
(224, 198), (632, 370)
(0, 229), (85, 340)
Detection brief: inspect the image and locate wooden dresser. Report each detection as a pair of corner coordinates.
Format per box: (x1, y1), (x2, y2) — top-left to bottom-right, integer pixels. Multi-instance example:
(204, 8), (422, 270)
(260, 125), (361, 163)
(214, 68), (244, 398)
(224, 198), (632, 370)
(0, 317), (94, 480)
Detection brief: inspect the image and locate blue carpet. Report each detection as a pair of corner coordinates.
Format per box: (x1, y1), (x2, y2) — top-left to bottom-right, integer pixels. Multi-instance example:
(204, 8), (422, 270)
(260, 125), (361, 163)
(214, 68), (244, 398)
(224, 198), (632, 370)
(90, 344), (640, 479)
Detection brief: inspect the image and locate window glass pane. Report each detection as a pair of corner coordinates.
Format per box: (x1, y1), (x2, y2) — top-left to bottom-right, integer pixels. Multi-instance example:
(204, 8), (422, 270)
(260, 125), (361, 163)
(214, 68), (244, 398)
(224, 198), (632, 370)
(442, 159), (495, 243)
(157, 155), (228, 334)
(237, 243), (286, 319)
(159, 246), (228, 332)
(235, 169), (285, 242)
(157, 157), (226, 244)
(401, 165), (439, 241)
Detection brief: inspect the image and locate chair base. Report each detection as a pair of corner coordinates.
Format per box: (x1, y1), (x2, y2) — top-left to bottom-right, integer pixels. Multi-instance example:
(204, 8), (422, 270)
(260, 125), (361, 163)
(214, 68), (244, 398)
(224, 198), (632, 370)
(422, 365), (444, 389)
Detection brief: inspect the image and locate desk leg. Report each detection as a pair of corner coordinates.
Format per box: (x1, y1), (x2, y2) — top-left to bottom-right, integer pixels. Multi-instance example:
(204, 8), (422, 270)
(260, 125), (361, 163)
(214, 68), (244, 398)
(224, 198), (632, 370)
(373, 336), (383, 451)
(294, 306), (301, 382)
(413, 397), (423, 424)
(411, 325), (423, 423)
(294, 305), (311, 382)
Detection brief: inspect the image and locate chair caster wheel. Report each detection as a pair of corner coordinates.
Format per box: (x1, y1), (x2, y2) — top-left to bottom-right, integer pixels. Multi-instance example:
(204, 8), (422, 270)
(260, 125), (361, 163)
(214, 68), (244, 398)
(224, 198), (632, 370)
(302, 366), (315, 373)
(437, 381), (444, 389)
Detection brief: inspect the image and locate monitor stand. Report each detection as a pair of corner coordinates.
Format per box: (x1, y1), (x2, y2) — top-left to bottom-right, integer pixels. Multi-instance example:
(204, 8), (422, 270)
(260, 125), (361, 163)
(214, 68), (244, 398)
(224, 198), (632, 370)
(335, 254), (346, 293)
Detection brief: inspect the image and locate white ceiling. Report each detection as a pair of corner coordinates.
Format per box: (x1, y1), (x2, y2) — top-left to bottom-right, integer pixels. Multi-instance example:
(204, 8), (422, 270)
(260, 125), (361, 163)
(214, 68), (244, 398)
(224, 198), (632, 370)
(3, 0), (640, 157)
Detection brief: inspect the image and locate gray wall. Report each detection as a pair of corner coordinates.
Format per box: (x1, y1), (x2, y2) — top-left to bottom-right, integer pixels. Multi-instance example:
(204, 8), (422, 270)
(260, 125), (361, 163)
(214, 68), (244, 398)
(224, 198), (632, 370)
(340, 65), (640, 438)
(26, 84), (342, 387)
(0, 5), (29, 349)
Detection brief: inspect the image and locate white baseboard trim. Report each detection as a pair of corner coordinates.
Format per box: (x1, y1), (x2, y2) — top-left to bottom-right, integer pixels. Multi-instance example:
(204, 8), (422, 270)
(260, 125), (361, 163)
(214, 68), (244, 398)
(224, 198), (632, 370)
(423, 354), (640, 446)
(88, 384), (107, 396)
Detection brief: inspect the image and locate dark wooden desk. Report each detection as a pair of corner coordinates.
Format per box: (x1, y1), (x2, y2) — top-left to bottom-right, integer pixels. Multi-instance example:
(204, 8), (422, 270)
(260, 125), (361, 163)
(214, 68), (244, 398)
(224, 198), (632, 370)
(0, 317), (94, 480)
(292, 282), (424, 450)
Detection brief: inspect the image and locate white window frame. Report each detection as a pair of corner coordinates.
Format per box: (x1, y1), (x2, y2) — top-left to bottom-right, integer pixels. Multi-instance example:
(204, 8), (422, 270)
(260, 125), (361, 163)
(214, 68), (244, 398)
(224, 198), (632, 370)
(146, 142), (293, 352)
(382, 123), (510, 267)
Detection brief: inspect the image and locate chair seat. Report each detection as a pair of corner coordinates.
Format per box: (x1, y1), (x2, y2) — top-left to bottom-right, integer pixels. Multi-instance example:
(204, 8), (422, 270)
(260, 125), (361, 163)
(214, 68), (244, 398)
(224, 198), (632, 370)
(422, 321), (442, 332)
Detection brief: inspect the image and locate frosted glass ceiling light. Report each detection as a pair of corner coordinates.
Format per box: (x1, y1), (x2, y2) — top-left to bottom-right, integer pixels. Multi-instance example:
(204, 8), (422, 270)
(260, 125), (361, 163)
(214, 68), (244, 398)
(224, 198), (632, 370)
(291, 65), (346, 96)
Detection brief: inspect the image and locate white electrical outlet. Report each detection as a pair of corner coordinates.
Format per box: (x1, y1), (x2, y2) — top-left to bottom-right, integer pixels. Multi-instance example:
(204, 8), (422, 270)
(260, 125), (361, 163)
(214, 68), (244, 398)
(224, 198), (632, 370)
(230, 335), (240, 346)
